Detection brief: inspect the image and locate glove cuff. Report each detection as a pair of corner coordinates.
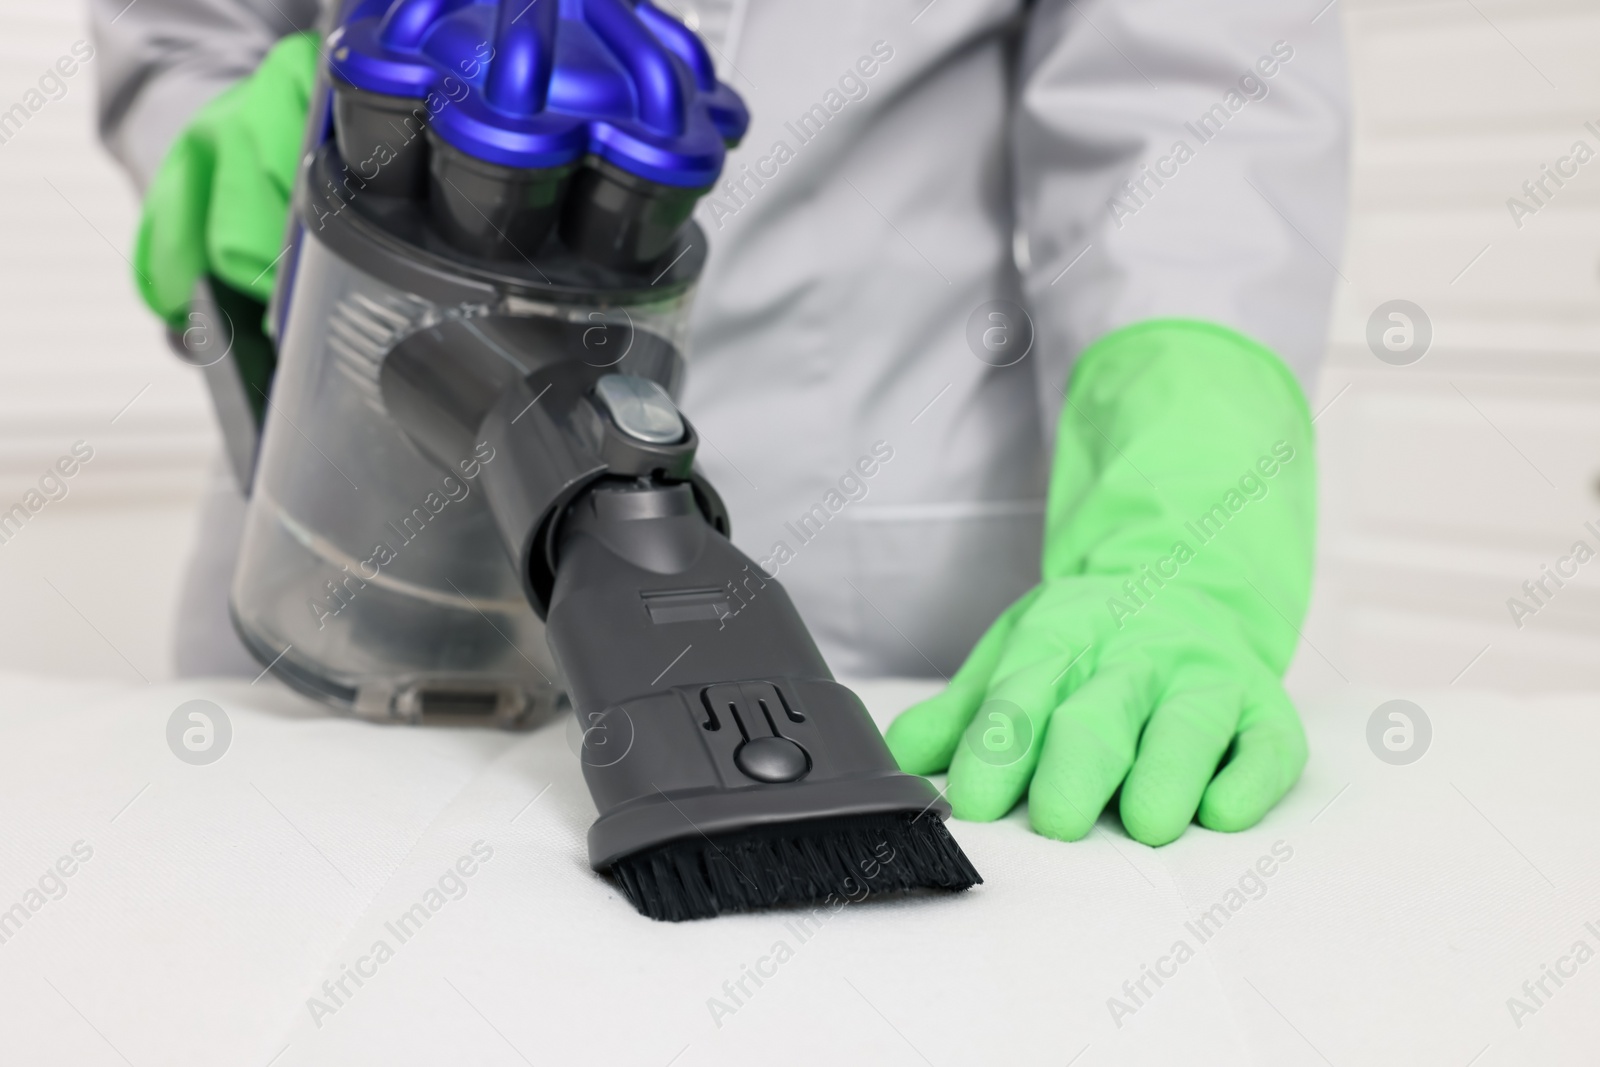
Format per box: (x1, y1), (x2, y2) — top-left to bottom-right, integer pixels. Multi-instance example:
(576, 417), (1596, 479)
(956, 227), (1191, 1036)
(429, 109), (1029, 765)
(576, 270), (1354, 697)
(1068, 317), (1312, 427)
(1045, 317), (1318, 674)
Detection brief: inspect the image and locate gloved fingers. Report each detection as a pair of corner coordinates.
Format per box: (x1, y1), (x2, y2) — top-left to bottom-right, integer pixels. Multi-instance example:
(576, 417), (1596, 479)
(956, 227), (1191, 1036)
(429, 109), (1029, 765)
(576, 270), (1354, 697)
(942, 619), (1098, 821)
(207, 122), (293, 305)
(1118, 673), (1241, 846)
(885, 587), (1039, 775)
(1025, 663), (1154, 840)
(944, 702), (1041, 821)
(144, 33), (319, 316)
(135, 129), (217, 328)
(207, 34), (315, 306)
(884, 688), (980, 777)
(978, 610), (1097, 739)
(247, 33), (320, 209)
(1198, 683), (1307, 833)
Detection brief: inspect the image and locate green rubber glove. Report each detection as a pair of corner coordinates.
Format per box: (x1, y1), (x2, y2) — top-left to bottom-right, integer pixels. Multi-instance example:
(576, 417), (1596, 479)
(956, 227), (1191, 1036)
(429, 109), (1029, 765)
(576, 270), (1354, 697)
(886, 319), (1316, 846)
(133, 33), (319, 329)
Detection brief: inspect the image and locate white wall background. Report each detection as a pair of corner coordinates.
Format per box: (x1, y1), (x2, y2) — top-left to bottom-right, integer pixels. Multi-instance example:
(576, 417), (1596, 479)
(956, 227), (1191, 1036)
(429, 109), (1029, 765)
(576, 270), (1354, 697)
(0, 0), (1595, 690)
(1311, 0), (1600, 694)
(0, 8), (214, 684)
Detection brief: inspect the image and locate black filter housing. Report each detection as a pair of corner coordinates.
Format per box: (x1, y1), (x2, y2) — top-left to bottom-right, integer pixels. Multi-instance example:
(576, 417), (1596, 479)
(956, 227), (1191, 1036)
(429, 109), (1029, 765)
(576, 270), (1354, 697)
(560, 160), (711, 270)
(324, 82), (709, 271)
(330, 82), (434, 199)
(426, 132), (576, 261)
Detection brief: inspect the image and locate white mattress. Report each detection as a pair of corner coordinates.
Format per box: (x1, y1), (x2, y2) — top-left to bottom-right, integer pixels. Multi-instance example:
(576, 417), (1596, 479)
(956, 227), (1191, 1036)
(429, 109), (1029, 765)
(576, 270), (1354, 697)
(0, 673), (1593, 1065)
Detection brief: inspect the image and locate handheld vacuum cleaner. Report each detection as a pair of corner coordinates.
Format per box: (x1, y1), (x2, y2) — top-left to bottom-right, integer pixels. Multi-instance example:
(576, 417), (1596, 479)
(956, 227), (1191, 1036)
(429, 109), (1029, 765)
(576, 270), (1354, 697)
(182, 0), (980, 920)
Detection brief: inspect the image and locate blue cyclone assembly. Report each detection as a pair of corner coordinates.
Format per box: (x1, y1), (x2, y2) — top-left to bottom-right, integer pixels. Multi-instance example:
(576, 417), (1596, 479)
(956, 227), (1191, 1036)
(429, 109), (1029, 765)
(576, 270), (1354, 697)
(214, 0), (980, 921)
(319, 0), (747, 267)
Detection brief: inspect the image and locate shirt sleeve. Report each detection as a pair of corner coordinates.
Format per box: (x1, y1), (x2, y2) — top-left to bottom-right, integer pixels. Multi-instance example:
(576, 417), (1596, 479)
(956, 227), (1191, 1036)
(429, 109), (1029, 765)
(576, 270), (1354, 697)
(89, 0), (322, 190)
(1011, 0), (1349, 411)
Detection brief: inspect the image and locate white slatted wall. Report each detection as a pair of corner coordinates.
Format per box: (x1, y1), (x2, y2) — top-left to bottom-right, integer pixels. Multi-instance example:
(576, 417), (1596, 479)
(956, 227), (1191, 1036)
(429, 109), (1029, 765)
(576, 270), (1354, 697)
(0, 9), (216, 507)
(1311, 0), (1600, 692)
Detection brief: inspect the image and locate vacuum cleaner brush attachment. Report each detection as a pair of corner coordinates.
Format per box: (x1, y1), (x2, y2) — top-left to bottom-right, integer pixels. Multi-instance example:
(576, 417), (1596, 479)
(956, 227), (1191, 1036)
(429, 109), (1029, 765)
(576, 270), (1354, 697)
(473, 383), (984, 921)
(613, 811), (981, 922)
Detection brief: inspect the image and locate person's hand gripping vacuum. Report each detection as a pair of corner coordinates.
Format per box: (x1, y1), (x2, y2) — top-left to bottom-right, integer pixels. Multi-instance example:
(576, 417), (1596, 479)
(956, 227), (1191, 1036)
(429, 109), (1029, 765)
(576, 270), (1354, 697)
(133, 33), (318, 327)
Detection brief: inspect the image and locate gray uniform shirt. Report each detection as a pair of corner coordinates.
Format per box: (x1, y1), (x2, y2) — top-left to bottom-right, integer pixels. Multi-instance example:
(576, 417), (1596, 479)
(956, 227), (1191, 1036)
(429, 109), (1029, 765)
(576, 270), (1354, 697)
(92, 0), (1348, 678)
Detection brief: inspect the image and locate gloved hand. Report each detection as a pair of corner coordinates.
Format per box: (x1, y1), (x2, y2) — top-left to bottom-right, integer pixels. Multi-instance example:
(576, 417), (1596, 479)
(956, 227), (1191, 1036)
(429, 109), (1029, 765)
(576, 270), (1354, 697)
(886, 319), (1316, 846)
(133, 33), (318, 328)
